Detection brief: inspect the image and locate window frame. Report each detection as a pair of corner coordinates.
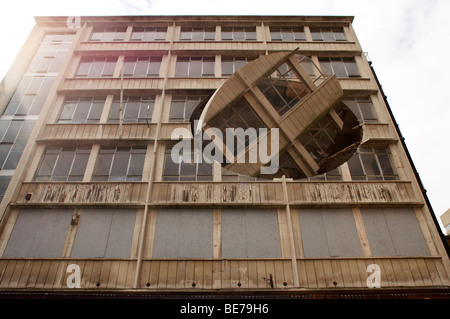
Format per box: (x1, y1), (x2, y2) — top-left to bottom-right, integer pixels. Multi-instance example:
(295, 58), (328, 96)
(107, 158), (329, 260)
(270, 26), (306, 42)
(347, 146), (398, 181)
(180, 27), (216, 41)
(58, 97), (106, 124)
(92, 146), (147, 182)
(319, 57), (360, 78)
(34, 146), (91, 182)
(162, 146), (213, 181)
(221, 26), (257, 41)
(108, 96), (155, 123)
(175, 56), (215, 77)
(310, 27), (347, 42)
(90, 27), (127, 42)
(122, 56), (162, 78)
(75, 57), (117, 78)
(130, 27), (167, 41)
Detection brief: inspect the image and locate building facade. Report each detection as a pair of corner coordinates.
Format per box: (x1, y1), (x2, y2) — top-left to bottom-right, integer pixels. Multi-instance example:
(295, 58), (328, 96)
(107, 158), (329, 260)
(0, 15), (449, 298)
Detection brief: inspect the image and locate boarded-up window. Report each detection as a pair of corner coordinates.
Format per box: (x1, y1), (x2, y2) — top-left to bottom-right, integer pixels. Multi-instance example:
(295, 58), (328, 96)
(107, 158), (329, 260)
(221, 209), (281, 258)
(298, 208), (363, 257)
(152, 209), (213, 258)
(361, 208), (430, 256)
(3, 209), (72, 258)
(70, 209), (136, 258)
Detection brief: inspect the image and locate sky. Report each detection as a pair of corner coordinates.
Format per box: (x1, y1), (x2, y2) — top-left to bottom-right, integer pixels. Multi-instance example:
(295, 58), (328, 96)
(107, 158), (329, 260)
(0, 0), (449, 231)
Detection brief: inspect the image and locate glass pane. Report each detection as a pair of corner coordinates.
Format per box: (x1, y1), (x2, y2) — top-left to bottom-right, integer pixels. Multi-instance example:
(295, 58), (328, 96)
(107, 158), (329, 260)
(53, 151), (74, 177)
(2, 121), (22, 143)
(148, 58), (161, 76)
(163, 151), (179, 176)
(175, 58), (189, 76)
(331, 60), (348, 77)
(76, 60), (92, 77)
(270, 29), (282, 41)
(361, 154), (381, 176)
(87, 100), (104, 122)
(71, 100), (89, 122)
(221, 59), (234, 76)
(70, 152), (89, 176)
(202, 58), (215, 76)
(347, 154), (365, 177)
(189, 59), (202, 77)
(123, 58), (136, 76)
(344, 59), (360, 77)
(180, 161), (196, 176)
(0, 145), (12, 167)
(128, 152), (145, 176)
(110, 152), (129, 177)
(124, 99), (140, 121)
(94, 153), (113, 176)
(169, 100), (185, 121)
(108, 101), (121, 122)
(103, 58), (117, 76)
(377, 154), (395, 175)
(36, 153), (58, 176)
(134, 59), (148, 77)
(359, 102), (376, 120)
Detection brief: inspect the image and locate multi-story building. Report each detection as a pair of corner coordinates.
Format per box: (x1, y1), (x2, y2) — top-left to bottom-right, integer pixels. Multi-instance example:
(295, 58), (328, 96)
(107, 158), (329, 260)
(0, 15), (449, 299)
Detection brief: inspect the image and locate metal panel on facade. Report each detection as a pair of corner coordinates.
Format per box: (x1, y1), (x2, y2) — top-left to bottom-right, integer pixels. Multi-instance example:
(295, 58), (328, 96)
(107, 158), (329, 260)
(3, 209), (72, 258)
(221, 208), (282, 258)
(153, 209), (213, 258)
(298, 208), (363, 257)
(361, 208), (430, 256)
(70, 209), (136, 258)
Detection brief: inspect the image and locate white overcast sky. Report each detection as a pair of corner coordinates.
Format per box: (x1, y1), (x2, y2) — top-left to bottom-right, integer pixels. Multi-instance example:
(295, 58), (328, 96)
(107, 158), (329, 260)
(1, 0), (449, 231)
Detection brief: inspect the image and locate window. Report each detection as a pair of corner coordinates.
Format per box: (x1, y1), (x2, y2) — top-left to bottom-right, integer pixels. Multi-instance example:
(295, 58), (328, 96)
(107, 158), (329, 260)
(70, 209), (136, 258)
(0, 120), (35, 170)
(75, 57), (117, 78)
(297, 113), (340, 163)
(306, 167), (342, 181)
(342, 97), (377, 123)
(319, 57), (360, 78)
(257, 62), (312, 115)
(90, 27), (127, 42)
(131, 27), (166, 41)
(311, 27), (346, 42)
(34, 147), (90, 182)
(163, 146), (212, 181)
(221, 56), (255, 76)
(180, 27), (215, 41)
(169, 95), (209, 122)
(221, 27), (256, 41)
(3, 76), (55, 116)
(153, 209), (213, 258)
(175, 56), (215, 77)
(122, 56), (162, 77)
(58, 97), (105, 123)
(27, 33), (74, 74)
(270, 27), (306, 41)
(2, 209), (73, 258)
(0, 176), (11, 203)
(108, 96), (154, 123)
(298, 208), (363, 257)
(347, 146), (397, 181)
(92, 146), (146, 181)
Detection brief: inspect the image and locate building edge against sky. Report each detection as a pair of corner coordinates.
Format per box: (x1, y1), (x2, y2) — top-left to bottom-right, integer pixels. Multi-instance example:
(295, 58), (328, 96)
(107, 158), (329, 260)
(0, 15), (448, 298)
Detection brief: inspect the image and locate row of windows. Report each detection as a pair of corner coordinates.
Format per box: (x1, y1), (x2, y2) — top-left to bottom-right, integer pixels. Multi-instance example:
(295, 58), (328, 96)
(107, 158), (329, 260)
(89, 26), (347, 42)
(74, 55), (361, 79)
(32, 144), (397, 182)
(53, 94), (378, 125)
(2, 207), (429, 259)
